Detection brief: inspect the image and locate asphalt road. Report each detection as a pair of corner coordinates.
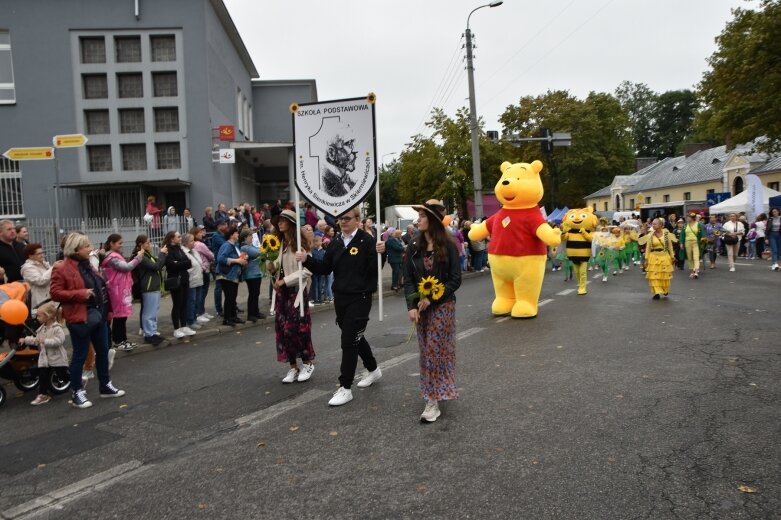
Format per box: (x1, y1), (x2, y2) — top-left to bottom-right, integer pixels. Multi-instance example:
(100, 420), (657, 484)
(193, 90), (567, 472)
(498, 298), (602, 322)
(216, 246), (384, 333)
(0, 259), (779, 519)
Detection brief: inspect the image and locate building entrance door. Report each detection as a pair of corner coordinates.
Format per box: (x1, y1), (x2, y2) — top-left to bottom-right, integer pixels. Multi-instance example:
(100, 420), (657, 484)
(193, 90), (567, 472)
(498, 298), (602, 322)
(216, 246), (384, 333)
(164, 191), (187, 214)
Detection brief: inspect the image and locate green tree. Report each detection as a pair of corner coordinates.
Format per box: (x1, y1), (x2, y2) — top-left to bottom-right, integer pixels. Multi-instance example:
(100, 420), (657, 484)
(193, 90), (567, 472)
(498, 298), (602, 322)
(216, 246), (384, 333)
(615, 81), (658, 157)
(697, 0), (781, 151)
(500, 90), (634, 209)
(652, 89), (699, 158)
(397, 108), (505, 219)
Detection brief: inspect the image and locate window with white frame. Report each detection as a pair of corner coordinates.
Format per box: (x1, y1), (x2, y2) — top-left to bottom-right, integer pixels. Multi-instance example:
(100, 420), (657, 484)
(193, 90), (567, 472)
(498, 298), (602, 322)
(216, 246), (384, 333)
(0, 30), (16, 104)
(0, 157), (23, 218)
(121, 143), (147, 170)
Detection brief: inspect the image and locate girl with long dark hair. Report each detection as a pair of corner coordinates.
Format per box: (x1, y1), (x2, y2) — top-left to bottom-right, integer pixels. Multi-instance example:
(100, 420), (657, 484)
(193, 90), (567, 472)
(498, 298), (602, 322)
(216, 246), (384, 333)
(133, 234), (167, 345)
(267, 209), (315, 383)
(101, 233), (143, 351)
(163, 230), (194, 338)
(404, 200), (462, 422)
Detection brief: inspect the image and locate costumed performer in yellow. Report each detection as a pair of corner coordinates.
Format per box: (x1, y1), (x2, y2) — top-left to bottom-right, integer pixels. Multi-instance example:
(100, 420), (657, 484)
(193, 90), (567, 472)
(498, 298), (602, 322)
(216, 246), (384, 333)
(639, 217), (677, 299)
(468, 160), (561, 318)
(560, 208), (598, 293)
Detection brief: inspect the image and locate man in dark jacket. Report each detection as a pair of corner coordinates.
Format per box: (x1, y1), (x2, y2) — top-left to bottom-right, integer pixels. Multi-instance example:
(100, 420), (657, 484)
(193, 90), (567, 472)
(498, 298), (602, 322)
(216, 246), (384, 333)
(0, 220), (25, 282)
(210, 219), (228, 316)
(296, 207), (386, 406)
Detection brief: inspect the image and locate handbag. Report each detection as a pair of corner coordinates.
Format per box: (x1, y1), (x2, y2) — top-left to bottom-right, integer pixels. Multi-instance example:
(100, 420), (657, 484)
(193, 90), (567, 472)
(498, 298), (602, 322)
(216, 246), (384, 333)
(723, 234), (738, 245)
(164, 276), (180, 291)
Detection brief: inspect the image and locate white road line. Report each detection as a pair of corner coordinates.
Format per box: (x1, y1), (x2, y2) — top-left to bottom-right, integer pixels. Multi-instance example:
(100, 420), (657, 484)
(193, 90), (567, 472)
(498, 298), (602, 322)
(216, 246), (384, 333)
(457, 327), (484, 340)
(734, 262), (752, 266)
(538, 299), (554, 307)
(495, 317), (511, 323)
(235, 389), (329, 427)
(6, 461), (146, 520)
(378, 352), (419, 371)
(592, 273), (602, 279)
(556, 289), (576, 296)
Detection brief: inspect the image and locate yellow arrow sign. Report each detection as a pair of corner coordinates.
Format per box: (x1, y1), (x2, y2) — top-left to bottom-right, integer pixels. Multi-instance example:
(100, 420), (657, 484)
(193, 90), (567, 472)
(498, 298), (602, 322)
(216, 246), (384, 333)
(53, 134), (88, 148)
(2, 147), (55, 161)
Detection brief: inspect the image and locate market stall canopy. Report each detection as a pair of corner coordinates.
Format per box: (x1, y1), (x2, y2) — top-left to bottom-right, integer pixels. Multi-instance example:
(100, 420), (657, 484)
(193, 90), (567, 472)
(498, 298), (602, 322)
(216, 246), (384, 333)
(709, 185), (781, 214)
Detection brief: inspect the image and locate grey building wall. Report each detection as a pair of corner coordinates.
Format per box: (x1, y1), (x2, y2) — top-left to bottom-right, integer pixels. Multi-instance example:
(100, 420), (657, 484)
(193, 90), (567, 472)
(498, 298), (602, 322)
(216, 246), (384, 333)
(252, 80), (318, 144)
(0, 0), (259, 220)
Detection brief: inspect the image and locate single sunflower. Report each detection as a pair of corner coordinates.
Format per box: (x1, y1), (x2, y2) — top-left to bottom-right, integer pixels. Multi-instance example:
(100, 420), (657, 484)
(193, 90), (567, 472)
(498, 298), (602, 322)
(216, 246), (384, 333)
(418, 276), (437, 296)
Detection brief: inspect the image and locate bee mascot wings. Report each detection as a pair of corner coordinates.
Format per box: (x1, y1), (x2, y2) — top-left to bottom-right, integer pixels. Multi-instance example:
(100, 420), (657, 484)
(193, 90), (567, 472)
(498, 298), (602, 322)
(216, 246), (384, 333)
(467, 160), (561, 318)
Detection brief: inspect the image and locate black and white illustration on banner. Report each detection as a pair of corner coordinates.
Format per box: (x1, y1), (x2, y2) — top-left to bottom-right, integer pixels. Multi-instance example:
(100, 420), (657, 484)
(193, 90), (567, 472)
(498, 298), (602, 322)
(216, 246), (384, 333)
(293, 97), (376, 217)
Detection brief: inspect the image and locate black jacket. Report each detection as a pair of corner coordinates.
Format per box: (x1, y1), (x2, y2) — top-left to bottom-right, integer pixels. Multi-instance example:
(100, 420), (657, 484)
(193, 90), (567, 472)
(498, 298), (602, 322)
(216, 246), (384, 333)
(0, 240), (26, 282)
(403, 237), (461, 311)
(164, 245), (191, 282)
(303, 228), (378, 295)
(138, 251), (167, 293)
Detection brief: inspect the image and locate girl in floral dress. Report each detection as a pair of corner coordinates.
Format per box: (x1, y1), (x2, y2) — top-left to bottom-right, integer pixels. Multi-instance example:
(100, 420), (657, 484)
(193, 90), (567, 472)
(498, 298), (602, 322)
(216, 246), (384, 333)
(267, 209), (315, 383)
(404, 200), (462, 423)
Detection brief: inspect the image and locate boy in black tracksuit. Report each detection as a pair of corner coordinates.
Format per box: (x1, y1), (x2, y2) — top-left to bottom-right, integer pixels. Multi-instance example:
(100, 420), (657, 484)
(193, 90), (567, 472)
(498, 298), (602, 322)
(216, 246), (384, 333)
(300, 217), (383, 406)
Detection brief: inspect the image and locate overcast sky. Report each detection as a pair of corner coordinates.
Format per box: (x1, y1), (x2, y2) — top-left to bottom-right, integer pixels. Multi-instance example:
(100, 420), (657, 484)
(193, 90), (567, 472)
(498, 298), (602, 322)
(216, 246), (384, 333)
(225, 0), (742, 163)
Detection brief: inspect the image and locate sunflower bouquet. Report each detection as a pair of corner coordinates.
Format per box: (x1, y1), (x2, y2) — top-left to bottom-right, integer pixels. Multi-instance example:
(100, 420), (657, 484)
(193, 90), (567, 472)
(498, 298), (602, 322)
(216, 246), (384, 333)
(406, 275), (446, 306)
(259, 234), (281, 275)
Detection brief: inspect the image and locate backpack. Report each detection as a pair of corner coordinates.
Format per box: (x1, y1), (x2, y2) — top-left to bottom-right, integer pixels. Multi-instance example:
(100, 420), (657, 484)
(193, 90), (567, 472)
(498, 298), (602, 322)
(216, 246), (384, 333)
(131, 264), (143, 300)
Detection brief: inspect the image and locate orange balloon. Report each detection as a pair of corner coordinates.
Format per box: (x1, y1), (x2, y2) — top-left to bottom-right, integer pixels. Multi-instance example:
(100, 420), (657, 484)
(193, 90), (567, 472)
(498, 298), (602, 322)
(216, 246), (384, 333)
(0, 299), (29, 325)
(443, 215), (452, 226)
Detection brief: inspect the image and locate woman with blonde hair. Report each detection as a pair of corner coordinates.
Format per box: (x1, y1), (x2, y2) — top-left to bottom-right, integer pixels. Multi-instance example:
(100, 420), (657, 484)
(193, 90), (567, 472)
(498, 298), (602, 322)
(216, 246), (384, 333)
(50, 233), (125, 409)
(639, 218), (677, 299)
(722, 213), (745, 272)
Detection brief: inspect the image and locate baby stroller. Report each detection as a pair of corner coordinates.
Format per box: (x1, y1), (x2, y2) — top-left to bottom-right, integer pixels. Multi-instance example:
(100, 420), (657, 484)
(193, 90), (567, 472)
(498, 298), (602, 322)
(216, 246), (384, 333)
(0, 283), (70, 408)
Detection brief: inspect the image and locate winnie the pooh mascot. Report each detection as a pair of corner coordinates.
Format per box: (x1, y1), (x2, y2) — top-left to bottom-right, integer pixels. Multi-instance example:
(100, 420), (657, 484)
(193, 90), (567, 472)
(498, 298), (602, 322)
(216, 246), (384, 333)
(468, 160), (561, 318)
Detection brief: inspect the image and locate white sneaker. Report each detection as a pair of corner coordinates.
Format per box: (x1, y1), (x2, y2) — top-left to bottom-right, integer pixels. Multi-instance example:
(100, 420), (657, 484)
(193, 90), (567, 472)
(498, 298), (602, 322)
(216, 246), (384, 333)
(729, 267), (736, 272)
(772, 263), (779, 270)
(282, 368), (299, 384)
(297, 363), (315, 382)
(197, 315), (210, 323)
(356, 368), (382, 388)
(83, 369), (94, 380)
(180, 327), (197, 336)
(138, 328), (144, 336)
(173, 328), (186, 339)
(107, 348), (116, 370)
(602, 276), (608, 282)
(328, 387), (353, 406)
(189, 323), (202, 330)
(203, 313), (215, 319)
(420, 400), (441, 422)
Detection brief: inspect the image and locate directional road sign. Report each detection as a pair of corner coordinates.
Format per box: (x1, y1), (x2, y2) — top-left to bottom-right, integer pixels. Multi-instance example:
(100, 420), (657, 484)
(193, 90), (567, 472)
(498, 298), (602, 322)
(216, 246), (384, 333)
(53, 134), (88, 148)
(2, 147), (55, 161)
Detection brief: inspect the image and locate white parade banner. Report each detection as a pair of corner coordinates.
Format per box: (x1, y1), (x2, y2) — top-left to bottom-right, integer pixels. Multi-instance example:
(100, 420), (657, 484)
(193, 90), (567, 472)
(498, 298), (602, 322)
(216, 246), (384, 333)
(746, 173), (764, 222)
(291, 94), (377, 217)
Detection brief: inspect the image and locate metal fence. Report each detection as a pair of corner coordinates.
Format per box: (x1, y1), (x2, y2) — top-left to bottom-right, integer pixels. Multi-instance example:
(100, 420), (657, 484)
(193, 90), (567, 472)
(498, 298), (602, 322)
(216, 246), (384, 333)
(20, 216), (198, 263)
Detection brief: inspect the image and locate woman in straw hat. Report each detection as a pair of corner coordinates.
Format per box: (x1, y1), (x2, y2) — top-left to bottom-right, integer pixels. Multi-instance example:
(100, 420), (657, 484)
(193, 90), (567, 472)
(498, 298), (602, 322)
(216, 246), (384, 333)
(404, 200), (462, 422)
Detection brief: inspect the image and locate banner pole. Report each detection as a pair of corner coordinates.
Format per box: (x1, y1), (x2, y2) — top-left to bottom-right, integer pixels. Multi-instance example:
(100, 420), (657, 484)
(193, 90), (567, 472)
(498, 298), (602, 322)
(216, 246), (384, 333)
(293, 189), (304, 317)
(376, 181), (383, 322)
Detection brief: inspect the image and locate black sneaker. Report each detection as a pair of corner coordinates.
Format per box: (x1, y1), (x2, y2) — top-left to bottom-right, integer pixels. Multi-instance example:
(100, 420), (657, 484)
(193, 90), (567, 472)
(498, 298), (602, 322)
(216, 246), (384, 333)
(71, 389), (93, 409)
(99, 381), (126, 398)
(254, 312), (266, 320)
(231, 317), (246, 324)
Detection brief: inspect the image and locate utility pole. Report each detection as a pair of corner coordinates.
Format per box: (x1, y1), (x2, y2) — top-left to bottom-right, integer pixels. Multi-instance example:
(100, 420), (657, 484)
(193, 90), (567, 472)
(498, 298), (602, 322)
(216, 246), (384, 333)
(465, 26), (483, 221)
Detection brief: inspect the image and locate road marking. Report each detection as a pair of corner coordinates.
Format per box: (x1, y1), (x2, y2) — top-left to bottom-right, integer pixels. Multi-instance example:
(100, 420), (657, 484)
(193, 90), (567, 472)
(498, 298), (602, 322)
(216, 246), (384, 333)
(592, 274), (602, 279)
(235, 389), (329, 427)
(377, 352), (418, 371)
(495, 317), (511, 323)
(5, 460), (146, 520)
(734, 262), (752, 266)
(538, 299), (554, 307)
(457, 327), (484, 340)
(556, 289), (576, 296)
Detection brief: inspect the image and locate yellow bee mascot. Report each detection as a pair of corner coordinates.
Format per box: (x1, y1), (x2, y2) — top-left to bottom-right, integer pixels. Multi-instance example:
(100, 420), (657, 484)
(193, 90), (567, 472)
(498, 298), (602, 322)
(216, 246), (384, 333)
(468, 160), (561, 318)
(560, 208), (598, 294)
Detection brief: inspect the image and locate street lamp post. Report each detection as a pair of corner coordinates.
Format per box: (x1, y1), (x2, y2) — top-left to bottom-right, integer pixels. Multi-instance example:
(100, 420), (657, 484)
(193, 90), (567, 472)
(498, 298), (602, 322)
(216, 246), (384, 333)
(466, 1), (503, 221)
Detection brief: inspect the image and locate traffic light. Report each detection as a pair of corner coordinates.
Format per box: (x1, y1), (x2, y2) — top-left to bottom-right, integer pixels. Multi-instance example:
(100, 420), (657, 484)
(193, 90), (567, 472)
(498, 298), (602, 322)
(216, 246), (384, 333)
(540, 128), (552, 154)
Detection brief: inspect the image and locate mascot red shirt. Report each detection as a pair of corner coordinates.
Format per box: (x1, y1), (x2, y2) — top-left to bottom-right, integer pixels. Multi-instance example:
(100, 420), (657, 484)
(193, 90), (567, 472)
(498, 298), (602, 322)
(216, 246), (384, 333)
(484, 207), (547, 256)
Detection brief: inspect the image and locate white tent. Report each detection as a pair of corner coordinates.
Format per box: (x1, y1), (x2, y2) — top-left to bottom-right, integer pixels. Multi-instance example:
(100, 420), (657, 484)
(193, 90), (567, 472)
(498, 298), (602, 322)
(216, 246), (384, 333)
(709, 185), (781, 214)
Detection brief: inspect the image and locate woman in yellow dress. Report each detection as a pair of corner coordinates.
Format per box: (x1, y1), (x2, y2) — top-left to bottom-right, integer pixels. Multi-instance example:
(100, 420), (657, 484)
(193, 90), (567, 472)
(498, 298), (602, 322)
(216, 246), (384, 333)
(639, 218), (677, 299)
